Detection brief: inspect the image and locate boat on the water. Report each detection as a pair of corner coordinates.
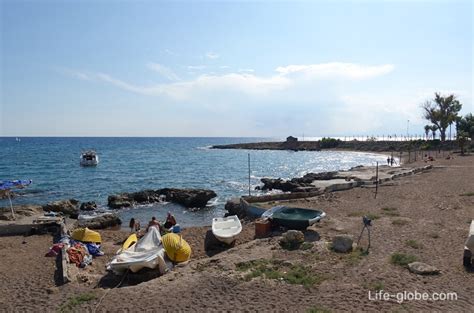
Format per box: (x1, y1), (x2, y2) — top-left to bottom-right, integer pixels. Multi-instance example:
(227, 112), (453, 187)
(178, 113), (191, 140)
(80, 150), (99, 166)
(266, 206), (326, 230)
(212, 215), (242, 244)
(107, 227), (170, 274)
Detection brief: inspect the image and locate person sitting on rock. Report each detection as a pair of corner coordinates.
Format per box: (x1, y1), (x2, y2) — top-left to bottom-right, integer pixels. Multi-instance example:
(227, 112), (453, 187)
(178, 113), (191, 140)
(163, 212), (177, 230)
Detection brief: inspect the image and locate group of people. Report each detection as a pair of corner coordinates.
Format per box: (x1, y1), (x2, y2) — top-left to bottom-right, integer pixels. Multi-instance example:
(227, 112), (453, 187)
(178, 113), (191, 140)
(129, 212), (177, 236)
(386, 156), (397, 166)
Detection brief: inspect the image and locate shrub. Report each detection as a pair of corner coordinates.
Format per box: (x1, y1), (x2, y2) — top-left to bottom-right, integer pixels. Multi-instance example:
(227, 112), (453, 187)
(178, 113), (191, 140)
(390, 253), (417, 267)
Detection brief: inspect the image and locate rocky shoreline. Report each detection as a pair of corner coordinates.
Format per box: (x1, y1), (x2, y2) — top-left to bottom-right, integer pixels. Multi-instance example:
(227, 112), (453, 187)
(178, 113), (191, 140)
(1, 187), (217, 230)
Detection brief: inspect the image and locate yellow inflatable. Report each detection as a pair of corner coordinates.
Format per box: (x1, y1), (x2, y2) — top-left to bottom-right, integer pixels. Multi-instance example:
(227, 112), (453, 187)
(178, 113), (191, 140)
(71, 227), (102, 243)
(122, 233), (138, 250)
(162, 233), (191, 263)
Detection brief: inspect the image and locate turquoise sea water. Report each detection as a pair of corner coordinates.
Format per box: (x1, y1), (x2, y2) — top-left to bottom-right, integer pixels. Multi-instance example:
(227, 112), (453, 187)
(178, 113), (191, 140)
(0, 137), (387, 227)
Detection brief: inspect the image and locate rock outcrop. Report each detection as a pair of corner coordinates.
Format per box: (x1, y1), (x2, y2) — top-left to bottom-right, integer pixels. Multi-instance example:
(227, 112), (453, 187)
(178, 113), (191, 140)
(42, 199), (80, 219)
(80, 201), (97, 211)
(77, 213), (122, 229)
(108, 188), (217, 209)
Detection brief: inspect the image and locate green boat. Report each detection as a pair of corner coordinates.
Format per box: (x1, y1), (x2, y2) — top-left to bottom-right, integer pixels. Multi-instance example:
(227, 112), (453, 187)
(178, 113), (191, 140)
(270, 206), (326, 230)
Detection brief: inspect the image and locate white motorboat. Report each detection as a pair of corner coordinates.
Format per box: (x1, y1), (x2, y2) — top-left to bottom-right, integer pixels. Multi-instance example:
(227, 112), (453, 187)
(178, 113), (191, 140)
(212, 215), (242, 245)
(107, 227), (171, 274)
(80, 150), (99, 166)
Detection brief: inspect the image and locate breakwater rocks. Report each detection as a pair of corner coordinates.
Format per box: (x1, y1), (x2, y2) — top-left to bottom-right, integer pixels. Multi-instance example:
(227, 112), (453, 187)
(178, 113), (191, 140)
(108, 188), (217, 209)
(212, 139), (462, 152)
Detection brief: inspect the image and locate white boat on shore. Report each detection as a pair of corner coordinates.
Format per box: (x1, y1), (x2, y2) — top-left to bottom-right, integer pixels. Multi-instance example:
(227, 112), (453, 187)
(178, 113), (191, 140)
(212, 215), (242, 245)
(80, 150), (99, 166)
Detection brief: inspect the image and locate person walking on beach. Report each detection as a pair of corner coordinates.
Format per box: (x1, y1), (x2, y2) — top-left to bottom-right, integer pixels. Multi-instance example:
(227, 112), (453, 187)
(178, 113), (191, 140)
(390, 157), (395, 166)
(387, 157), (390, 166)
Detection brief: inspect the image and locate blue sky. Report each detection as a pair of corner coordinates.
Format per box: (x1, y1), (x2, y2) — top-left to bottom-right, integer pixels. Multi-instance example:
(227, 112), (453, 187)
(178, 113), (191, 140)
(1, 0), (472, 137)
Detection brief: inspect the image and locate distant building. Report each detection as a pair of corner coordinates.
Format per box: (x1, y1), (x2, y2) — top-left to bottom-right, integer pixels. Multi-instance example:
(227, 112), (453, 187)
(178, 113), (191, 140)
(286, 136), (298, 142)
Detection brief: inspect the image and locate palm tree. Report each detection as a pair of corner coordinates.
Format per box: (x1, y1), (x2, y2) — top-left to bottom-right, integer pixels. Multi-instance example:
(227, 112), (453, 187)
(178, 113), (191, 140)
(424, 125), (431, 140)
(431, 125), (438, 140)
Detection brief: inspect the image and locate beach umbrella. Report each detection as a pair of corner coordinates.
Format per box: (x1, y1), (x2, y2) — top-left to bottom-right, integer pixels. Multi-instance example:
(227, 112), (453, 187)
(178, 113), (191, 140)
(0, 180), (32, 219)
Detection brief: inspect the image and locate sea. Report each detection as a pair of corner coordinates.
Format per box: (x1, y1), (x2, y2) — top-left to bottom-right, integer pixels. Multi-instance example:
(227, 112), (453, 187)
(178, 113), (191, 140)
(0, 137), (389, 227)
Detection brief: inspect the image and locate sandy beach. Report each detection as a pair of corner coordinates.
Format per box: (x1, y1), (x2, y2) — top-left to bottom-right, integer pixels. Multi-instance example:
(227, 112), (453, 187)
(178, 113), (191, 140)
(0, 154), (473, 312)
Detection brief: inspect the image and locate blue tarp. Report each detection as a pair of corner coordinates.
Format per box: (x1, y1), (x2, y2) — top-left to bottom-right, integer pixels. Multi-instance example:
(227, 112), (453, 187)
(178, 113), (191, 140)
(0, 180), (32, 190)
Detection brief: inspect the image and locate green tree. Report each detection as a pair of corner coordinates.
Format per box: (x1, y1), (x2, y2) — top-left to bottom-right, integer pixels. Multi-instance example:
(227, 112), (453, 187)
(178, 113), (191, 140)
(422, 93), (462, 141)
(457, 131), (469, 155)
(457, 113), (474, 140)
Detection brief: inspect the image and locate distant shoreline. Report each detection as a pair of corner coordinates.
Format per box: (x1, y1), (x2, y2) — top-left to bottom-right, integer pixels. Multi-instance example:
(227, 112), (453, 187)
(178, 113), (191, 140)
(211, 139), (461, 152)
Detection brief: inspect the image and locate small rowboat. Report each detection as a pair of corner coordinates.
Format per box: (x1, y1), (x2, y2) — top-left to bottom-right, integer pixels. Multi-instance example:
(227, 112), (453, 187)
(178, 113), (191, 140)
(212, 215), (242, 245)
(268, 206), (326, 230)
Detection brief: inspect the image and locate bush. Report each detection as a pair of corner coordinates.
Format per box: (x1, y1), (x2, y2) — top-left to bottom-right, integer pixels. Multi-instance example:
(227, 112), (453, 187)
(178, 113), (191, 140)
(390, 253), (417, 267)
(319, 137), (341, 149)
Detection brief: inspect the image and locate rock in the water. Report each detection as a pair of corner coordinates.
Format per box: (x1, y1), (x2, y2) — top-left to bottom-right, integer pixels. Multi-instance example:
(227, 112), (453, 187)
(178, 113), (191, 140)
(42, 199), (80, 219)
(80, 201), (97, 211)
(107, 194), (134, 209)
(280, 230), (305, 249)
(156, 188), (217, 208)
(77, 213), (122, 229)
(332, 234), (353, 253)
(408, 262), (440, 275)
(108, 188), (217, 209)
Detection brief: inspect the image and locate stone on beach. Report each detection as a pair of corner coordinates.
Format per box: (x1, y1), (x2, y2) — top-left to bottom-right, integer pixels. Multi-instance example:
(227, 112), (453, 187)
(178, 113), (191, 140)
(408, 262), (440, 275)
(0, 205), (43, 221)
(332, 234), (353, 253)
(280, 230), (305, 249)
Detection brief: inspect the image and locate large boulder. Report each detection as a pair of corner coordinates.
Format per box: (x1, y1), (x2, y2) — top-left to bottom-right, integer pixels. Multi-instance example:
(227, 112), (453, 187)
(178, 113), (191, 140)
(332, 234), (353, 253)
(157, 188), (217, 208)
(77, 213), (122, 229)
(80, 201), (97, 211)
(42, 199), (80, 219)
(107, 194), (134, 209)
(408, 262), (440, 275)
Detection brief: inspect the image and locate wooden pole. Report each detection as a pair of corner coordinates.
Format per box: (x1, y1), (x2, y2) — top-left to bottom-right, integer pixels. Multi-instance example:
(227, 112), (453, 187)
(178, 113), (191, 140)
(8, 191), (15, 220)
(374, 162), (379, 199)
(248, 153), (251, 196)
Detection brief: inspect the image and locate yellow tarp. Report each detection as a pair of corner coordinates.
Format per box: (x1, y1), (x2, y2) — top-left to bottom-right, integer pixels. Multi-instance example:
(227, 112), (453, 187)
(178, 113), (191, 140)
(71, 227), (102, 243)
(162, 233), (191, 263)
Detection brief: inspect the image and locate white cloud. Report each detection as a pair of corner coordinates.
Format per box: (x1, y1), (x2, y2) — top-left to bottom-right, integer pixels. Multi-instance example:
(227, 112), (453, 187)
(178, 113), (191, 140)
(147, 63), (180, 81)
(64, 62), (394, 105)
(220, 65), (230, 69)
(205, 52), (220, 59)
(238, 68), (255, 73)
(187, 65), (206, 70)
(275, 62), (394, 80)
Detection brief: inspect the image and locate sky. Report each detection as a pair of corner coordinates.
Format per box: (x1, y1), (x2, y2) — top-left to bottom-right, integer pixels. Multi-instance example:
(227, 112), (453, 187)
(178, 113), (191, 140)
(0, 0), (472, 137)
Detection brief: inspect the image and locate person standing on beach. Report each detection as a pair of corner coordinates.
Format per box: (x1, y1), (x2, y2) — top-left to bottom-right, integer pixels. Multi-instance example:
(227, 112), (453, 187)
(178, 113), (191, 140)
(390, 157), (394, 166)
(129, 218), (136, 233)
(387, 157), (390, 165)
(147, 216), (162, 232)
